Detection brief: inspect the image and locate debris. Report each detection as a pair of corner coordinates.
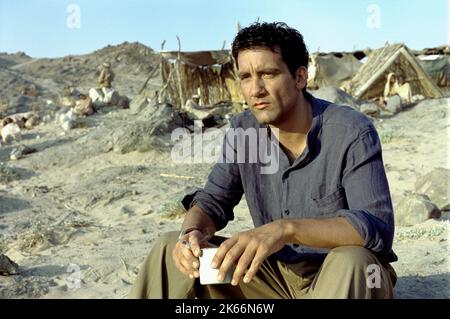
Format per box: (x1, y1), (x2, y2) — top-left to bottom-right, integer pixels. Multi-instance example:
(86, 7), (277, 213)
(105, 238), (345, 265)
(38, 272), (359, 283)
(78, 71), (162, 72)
(10, 144), (37, 160)
(160, 173), (194, 179)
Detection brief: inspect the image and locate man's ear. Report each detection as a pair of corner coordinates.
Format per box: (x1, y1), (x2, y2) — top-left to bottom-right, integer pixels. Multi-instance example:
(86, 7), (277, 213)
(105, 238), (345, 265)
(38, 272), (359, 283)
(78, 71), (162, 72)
(295, 66), (308, 91)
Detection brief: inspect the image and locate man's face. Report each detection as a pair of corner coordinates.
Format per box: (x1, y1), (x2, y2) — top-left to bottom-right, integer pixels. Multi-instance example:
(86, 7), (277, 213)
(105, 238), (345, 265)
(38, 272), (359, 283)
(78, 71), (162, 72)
(237, 47), (304, 126)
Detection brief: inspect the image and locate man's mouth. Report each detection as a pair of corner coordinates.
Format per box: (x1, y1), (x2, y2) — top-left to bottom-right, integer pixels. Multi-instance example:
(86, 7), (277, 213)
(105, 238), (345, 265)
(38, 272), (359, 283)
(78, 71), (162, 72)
(253, 102), (270, 110)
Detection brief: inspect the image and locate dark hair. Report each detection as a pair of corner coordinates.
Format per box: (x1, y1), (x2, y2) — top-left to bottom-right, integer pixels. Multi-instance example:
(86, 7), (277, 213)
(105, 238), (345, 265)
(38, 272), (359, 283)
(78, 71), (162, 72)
(232, 22), (309, 90)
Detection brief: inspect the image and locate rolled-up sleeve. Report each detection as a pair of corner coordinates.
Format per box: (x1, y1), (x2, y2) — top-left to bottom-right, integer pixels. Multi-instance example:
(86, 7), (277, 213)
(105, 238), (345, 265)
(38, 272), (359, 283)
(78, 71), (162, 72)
(181, 121), (244, 230)
(337, 128), (395, 255)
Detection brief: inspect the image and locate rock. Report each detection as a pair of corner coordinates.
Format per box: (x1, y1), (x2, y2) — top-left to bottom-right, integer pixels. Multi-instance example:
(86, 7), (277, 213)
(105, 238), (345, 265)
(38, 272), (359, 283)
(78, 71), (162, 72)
(10, 148), (22, 160)
(1, 123), (21, 143)
(59, 109), (78, 130)
(415, 168), (450, 210)
(59, 109), (77, 124)
(89, 87), (102, 101)
(10, 144), (37, 160)
(73, 96), (94, 116)
(111, 103), (185, 153)
(441, 211), (450, 221)
(395, 193), (441, 226)
(385, 95), (402, 114)
(24, 115), (39, 128)
(310, 86), (360, 110)
(0, 254), (19, 275)
(359, 102), (380, 117)
(117, 95), (130, 109)
(62, 120), (76, 131)
(60, 96), (76, 108)
(0, 162), (18, 183)
(130, 94), (148, 114)
(102, 88), (120, 105)
(89, 88), (105, 107)
(42, 114), (53, 123)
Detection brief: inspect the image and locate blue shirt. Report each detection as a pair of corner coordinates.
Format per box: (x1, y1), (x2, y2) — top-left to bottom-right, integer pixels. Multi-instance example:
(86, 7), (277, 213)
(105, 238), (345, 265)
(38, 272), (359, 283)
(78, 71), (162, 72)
(182, 92), (397, 263)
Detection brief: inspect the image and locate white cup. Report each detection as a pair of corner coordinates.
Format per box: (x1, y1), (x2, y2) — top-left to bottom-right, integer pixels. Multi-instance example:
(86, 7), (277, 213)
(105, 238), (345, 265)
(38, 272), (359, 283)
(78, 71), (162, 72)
(199, 247), (234, 285)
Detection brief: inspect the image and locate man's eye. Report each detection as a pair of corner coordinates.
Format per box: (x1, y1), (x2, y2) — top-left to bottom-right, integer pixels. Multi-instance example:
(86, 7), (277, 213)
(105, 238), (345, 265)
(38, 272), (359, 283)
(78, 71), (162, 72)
(262, 73), (274, 78)
(240, 75), (250, 80)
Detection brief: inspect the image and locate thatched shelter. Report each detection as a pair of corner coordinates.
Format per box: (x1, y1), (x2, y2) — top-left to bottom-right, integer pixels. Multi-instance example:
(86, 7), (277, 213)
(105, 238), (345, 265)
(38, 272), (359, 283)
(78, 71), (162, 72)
(158, 50), (243, 107)
(343, 44), (443, 100)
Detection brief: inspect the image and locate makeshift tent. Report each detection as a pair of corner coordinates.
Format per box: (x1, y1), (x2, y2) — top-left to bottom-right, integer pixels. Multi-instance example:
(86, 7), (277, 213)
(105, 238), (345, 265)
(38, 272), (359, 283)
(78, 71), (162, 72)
(308, 53), (362, 89)
(157, 50), (243, 107)
(418, 55), (450, 90)
(343, 44), (443, 100)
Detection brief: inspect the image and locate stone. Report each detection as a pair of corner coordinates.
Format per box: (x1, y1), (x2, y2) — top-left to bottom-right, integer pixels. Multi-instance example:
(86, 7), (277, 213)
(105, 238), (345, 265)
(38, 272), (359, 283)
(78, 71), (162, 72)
(0, 254), (19, 276)
(10, 148), (22, 160)
(59, 109), (78, 130)
(89, 88), (105, 107)
(395, 193), (441, 226)
(10, 144), (37, 160)
(385, 95), (402, 114)
(73, 97), (94, 116)
(102, 88), (120, 105)
(24, 115), (39, 129)
(359, 102), (380, 117)
(60, 96), (76, 108)
(117, 96), (130, 109)
(1, 123), (21, 143)
(415, 168), (450, 210)
(111, 103), (185, 153)
(62, 120), (76, 131)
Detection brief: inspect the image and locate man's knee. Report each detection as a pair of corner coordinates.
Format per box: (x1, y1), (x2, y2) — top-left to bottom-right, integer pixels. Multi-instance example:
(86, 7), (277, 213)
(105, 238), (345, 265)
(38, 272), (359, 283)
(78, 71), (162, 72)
(313, 246), (394, 298)
(325, 246), (378, 270)
(154, 231), (180, 249)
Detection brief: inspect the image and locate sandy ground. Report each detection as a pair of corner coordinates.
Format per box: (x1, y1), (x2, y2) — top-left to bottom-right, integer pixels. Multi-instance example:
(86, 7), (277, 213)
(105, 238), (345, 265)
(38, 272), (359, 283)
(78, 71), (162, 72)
(0, 98), (449, 299)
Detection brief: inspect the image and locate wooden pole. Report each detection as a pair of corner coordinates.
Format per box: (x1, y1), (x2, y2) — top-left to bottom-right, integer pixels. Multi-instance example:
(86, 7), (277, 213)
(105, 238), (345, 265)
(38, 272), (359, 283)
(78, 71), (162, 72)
(175, 35), (185, 107)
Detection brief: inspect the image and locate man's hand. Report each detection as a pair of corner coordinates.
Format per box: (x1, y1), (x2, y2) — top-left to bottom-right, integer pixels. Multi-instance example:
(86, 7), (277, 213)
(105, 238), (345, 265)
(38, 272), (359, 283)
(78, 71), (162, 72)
(211, 220), (288, 286)
(172, 230), (214, 279)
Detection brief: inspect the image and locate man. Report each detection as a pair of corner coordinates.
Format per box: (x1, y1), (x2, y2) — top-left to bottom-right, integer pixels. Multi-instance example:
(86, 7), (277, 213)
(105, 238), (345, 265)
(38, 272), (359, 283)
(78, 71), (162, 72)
(394, 75), (412, 104)
(381, 73), (412, 112)
(130, 22), (397, 299)
(98, 62), (114, 89)
(382, 72), (397, 101)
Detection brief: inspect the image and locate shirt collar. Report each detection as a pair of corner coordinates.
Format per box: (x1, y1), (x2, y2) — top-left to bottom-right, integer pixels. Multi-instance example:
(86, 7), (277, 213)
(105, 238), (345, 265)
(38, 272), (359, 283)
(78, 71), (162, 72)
(263, 92), (324, 142)
(304, 91), (325, 146)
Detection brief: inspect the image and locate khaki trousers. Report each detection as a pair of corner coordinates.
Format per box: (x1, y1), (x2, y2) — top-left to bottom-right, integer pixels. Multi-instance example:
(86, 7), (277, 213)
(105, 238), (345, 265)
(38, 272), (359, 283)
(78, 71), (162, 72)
(129, 231), (397, 299)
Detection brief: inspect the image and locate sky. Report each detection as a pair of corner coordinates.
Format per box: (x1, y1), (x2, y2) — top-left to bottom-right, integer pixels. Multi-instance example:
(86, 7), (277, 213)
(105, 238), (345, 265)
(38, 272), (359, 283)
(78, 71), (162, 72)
(0, 0), (448, 58)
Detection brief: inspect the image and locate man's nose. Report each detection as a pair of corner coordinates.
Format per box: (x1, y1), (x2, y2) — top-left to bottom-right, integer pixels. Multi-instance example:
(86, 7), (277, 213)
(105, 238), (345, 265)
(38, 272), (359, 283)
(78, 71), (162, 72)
(250, 77), (266, 97)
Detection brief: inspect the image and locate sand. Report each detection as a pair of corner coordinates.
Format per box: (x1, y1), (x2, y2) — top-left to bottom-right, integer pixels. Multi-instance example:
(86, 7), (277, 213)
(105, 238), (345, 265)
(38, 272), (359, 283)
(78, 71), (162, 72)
(0, 97), (448, 298)
(0, 43), (449, 298)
